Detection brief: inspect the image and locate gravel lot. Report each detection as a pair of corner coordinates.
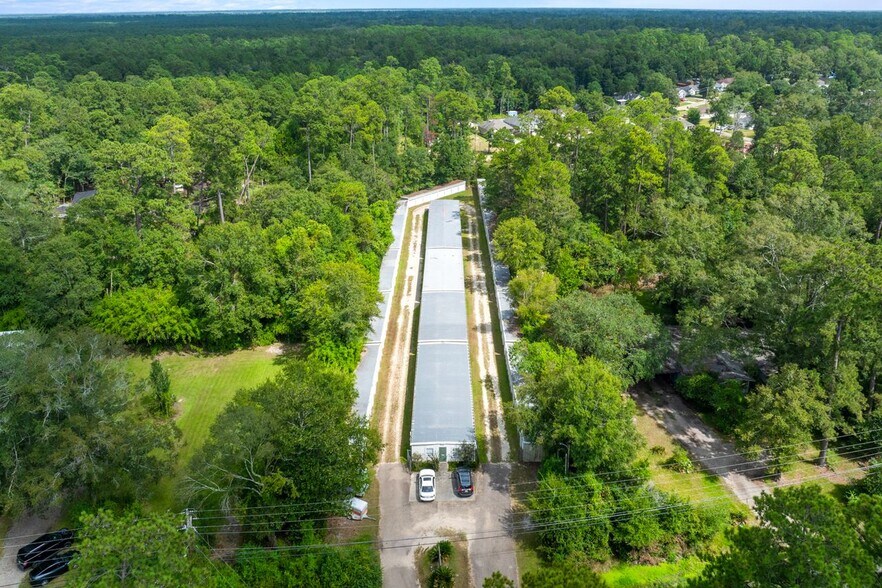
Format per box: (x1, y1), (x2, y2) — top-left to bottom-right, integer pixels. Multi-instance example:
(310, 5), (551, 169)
(379, 462), (518, 587)
(0, 508), (62, 588)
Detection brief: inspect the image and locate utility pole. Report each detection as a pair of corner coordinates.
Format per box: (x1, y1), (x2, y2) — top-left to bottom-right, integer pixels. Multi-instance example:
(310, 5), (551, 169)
(559, 442), (570, 476)
(182, 508), (195, 532)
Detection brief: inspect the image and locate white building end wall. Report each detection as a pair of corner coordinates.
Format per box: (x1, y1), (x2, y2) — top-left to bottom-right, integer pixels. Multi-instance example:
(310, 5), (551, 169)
(404, 180), (467, 209)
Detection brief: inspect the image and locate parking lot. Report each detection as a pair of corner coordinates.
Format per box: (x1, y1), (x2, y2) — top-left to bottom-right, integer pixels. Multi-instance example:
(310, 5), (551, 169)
(408, 463), (476, 503)
(378, 462), (518, 587)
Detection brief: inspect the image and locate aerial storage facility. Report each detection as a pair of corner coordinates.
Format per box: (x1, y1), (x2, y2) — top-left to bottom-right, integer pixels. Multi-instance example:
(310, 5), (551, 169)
(410, 199), (476, 462)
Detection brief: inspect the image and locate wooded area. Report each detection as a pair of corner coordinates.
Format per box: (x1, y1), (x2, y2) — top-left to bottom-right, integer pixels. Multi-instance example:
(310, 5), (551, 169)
(2, 8), (882, 586)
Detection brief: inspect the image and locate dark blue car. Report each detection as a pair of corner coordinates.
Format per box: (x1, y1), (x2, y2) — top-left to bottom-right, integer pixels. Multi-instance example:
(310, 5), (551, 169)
(29, 550), (77, 586)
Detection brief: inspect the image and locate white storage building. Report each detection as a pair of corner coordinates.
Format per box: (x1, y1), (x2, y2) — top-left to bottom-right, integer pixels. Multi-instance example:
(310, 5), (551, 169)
(410, 199), (476, 462)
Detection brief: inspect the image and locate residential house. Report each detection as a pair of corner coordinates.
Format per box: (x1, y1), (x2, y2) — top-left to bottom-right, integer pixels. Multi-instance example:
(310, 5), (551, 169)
(733, 111), (754, 130)
(476, 118), (517, 136)
(676, 80), (701, 100)
(614, 91), (641, 106)
(502, 112), (538, 136)
(714, 77), (734, 92)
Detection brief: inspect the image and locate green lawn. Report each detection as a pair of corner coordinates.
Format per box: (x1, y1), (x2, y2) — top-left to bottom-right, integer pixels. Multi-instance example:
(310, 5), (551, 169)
(127, 347), (284, 511)
(603, 555), (705, 587)
(635, 409), (745, 515)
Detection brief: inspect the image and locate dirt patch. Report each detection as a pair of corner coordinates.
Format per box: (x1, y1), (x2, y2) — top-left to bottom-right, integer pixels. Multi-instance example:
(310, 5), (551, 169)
(375, 206), (427, 464)
(462, 204), (510, 463)
(265, 342), (285, 355)
(0, 507), (61, 587)
(631, 380), (765, 508)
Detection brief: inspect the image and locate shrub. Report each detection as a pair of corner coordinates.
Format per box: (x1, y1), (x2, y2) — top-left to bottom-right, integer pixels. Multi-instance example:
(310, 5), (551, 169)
(862, 457), (882, 495)
(454, 441), (478, 469)
(664, 447), (694, 473)
(149, 359), (174, 416)
(429, 565), (455, 588)
(675, 373), (746, 434)
(92, 286), (198, 347)
(414, 455), (439, 472)
(427, 540), (453, 564)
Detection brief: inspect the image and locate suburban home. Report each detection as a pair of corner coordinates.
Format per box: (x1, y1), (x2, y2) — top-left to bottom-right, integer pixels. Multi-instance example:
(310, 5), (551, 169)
(733, 110), (754, 130)
(676, 80), (701, 100)
(614, 91), (641, 105)
(714, 77), (734, 92)
(476, 118), (517, 135)
(502, 112), (538, 135)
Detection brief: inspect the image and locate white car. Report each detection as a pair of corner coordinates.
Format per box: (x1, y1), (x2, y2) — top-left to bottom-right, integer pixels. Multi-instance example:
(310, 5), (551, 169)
(418, 468), (436, 502)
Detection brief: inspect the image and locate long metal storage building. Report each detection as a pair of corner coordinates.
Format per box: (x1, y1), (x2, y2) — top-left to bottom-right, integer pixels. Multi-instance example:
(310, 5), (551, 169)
(410, 199), (476, 462)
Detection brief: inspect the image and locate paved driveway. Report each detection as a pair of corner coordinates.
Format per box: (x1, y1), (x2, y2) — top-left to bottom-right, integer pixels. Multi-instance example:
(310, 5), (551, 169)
(378, 462), (518, 587)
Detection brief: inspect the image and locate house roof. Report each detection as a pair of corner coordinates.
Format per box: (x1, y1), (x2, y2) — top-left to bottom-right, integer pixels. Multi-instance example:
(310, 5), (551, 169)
(72, 189), (96, 204)
(411, 200), (475, 447)
(716, 77), (735, 85)
(477, 119), (515, 134)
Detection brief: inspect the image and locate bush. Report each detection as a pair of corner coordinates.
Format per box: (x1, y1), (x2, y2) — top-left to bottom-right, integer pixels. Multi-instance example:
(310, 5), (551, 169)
(414, 455), (439, 472)
(664, 447), (694, 473)
(149, 359), (174, 416)
(429, 565), (455, 588)
(861, 457), (882, 495)
(427, 540), (453, 564)
(92, 286), (199, 347)
(453, 441), (477, 470)
(675, 373), (746, 434)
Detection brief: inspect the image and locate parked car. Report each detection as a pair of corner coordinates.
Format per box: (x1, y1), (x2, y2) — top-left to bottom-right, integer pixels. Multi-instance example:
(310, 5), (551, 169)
(29, 550), (77, 586)
(418, 468), (436, 501)
(17, 529), (74, 570)
(454, 467), (474, 497)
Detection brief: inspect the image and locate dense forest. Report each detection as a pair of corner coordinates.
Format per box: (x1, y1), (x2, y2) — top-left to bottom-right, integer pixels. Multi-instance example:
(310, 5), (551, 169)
(2, 8), (882, 587)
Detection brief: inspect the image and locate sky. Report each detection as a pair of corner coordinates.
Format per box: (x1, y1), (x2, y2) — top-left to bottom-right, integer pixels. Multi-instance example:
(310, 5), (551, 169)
(2, 0), (882, 15)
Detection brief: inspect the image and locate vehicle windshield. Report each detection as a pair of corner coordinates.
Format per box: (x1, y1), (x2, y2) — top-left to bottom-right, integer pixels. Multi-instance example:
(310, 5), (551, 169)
(460, 472), (471, 485)
(421, 477), (433, 491)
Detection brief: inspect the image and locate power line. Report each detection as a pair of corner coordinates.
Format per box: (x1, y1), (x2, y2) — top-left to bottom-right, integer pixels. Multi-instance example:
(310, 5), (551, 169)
(221, 463), (878, 561)
(507, 426), (882, 490)
(514, 439), (881, 502)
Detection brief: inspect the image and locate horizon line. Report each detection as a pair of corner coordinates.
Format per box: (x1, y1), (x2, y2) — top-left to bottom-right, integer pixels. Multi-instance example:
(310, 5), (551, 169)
(4, 7), (882, 17)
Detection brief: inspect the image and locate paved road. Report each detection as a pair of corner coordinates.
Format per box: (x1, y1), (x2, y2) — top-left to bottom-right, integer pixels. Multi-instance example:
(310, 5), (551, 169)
(631, 381), (765, 508)
(378, 462), (518, 587)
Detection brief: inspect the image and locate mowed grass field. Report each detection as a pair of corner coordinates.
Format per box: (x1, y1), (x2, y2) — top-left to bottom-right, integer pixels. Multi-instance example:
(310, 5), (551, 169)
(126, 347), (284, 511)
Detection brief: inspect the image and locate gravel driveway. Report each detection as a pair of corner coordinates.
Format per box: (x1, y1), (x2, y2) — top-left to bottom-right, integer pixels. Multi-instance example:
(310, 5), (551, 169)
(631, 380), (765, 508)
(0, 508), (62, 587)
(378, 462), (518, 587)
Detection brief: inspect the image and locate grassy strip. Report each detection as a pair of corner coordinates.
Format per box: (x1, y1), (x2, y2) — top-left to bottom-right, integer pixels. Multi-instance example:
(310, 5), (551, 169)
(126, 348), (283, 511)
(469, 185), (519, 458)
(603, 556), (706, 588)
(461, 204), (489, 464)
